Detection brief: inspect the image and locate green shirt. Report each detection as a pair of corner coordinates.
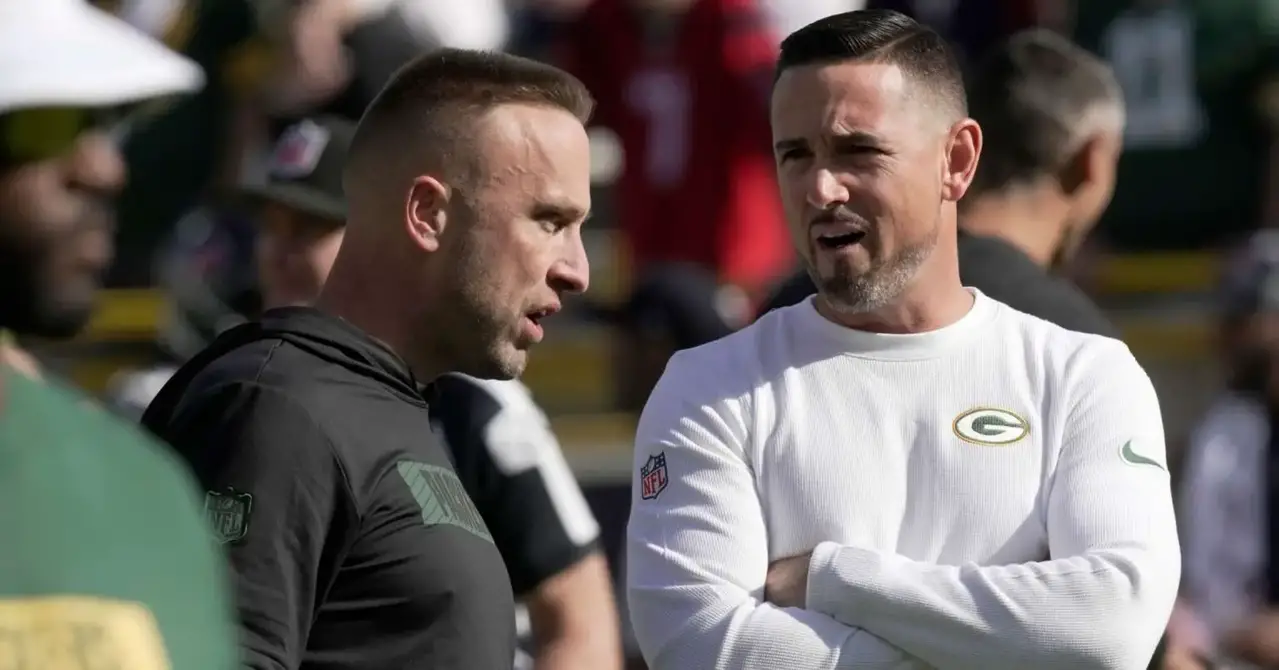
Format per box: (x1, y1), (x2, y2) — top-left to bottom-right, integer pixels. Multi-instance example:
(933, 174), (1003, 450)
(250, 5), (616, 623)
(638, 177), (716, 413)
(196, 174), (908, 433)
(0, 367), (237, 669)
(1072, 0), (1279, 251)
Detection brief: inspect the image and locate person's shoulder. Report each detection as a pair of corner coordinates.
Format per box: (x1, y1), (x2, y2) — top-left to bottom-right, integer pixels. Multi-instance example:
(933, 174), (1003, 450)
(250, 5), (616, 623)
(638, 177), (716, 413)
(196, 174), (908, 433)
(644, 309), (785, 425)
(665, 310), (776, 383)
(1026, 275), (1120, 338)
(1001, 298), (1117, 345)
(154, 347), (341, 455)
(961, 241), (1119, 338)
(986, 294), (1138, 375)
(447, 376), (570, 475)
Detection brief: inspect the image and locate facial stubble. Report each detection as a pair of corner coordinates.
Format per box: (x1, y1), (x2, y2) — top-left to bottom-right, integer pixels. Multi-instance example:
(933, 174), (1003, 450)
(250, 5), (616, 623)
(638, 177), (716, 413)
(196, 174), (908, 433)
(808, 220), (939, 316)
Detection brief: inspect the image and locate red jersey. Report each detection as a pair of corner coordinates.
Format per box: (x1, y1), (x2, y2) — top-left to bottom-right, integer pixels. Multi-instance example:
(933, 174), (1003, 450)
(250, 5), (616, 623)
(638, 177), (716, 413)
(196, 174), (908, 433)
(562, 0), (792, 293)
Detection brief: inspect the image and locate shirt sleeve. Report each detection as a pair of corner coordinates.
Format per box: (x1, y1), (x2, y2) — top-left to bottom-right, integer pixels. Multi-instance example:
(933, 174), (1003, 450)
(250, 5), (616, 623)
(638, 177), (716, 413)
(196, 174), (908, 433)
(627, 351), (927, 670)
(163, 382), (355, 670)
(805, 339), (1181, 670)
(433, 376), (602, 596)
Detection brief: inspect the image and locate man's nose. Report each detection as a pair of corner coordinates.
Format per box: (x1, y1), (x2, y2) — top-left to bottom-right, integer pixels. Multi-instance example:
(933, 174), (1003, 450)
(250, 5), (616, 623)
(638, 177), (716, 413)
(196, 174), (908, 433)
(550, 231), (590, 295)
(65, 130), (127, 196)
(806, 168), (848, 210)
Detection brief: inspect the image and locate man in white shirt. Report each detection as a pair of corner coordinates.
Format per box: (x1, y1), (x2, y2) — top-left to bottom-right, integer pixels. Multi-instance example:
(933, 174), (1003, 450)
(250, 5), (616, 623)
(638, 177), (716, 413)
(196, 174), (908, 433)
(626, 8), (1180, 670)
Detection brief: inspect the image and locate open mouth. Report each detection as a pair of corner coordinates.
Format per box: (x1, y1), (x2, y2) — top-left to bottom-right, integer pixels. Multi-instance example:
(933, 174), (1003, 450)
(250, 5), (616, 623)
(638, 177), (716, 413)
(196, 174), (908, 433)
(526, 306), (557, 327)
(817, 231), (866, 249)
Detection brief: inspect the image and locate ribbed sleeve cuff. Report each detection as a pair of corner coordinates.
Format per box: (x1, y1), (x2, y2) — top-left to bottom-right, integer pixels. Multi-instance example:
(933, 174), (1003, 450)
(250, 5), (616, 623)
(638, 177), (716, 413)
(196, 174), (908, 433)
(806, 541), (882, 623)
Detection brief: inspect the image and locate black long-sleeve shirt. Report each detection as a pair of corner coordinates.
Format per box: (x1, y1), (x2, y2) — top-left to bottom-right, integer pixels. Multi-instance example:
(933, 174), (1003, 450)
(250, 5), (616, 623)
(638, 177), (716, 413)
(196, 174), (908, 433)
(142, 307), (515, 670)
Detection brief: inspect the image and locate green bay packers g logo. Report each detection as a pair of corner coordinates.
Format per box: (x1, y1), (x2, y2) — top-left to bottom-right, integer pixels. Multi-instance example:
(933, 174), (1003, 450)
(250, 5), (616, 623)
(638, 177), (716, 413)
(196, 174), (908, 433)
(952, 407), (1029, 446)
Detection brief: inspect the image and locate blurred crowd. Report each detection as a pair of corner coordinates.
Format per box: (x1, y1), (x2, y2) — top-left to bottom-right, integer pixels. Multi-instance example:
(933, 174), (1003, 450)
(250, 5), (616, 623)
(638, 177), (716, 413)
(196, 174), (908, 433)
(7, 0), (1279, 668)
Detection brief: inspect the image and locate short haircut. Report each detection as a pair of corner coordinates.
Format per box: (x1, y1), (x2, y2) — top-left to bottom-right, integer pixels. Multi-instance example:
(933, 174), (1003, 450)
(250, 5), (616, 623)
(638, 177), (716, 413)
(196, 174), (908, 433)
(776, 9), (966, 118)
(967, 29), (1124, 195)
(345, 48), (595, 182)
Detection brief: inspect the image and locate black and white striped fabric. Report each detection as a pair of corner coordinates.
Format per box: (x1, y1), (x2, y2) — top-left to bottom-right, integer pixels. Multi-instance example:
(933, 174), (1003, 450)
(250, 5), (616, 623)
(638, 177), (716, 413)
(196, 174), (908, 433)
(426, 376), (603, 664)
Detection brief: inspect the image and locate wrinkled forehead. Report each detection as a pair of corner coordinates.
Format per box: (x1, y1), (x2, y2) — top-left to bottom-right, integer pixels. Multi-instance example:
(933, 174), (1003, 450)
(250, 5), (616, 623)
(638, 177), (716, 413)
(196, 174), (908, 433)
(473, 104), (592, 212)
(770, 61), (914, 143)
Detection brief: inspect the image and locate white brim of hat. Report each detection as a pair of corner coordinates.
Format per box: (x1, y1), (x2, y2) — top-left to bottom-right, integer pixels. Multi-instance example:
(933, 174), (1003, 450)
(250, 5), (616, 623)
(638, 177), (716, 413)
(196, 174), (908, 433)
(0, 0), (204, 114)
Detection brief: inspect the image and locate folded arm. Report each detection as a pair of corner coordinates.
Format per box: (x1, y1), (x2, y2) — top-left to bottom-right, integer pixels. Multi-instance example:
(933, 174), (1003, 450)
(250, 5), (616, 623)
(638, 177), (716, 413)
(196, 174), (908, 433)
(627, 352), (927, 670)
(805, 341), (1180, 670)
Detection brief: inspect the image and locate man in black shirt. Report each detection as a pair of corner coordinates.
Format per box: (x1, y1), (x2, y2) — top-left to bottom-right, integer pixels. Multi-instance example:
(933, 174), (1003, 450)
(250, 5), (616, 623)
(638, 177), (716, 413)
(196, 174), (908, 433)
(142, 49), (596, 670)
(761, 29), (1122, 340)
(117, 113), (624, 670)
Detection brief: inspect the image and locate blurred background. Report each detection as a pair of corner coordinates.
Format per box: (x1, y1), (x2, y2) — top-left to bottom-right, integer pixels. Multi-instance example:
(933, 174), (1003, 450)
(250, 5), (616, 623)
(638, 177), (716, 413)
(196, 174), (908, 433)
(24, 0), (1279, 665)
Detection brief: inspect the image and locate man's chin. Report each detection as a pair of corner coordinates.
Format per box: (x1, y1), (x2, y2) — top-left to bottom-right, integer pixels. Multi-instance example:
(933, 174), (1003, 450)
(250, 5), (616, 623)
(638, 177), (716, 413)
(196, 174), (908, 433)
(458, 342), (526, 381)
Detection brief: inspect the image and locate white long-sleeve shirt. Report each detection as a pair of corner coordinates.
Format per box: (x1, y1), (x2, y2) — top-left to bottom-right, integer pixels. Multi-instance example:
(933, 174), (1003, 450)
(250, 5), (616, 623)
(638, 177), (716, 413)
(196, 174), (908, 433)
(626, 289), (1180, 670)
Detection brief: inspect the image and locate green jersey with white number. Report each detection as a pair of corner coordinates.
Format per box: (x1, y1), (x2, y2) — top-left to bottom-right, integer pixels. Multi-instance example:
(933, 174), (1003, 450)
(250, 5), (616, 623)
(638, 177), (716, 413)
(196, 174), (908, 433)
(0, 367), (237, 669)
(1072, 0), (1279, 251)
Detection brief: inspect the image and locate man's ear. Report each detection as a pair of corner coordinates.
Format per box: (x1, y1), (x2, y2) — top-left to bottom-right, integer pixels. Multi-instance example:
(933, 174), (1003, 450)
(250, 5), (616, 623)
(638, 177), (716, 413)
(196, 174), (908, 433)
(941, 118), (982, 203)
(405, 175), (450, 253)
(1058, 134), (1114, 196)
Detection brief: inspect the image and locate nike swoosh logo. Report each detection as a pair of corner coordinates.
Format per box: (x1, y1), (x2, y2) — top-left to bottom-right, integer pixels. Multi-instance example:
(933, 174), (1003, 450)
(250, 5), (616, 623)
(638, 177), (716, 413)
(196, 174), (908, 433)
(1120, 439), (1165, 471)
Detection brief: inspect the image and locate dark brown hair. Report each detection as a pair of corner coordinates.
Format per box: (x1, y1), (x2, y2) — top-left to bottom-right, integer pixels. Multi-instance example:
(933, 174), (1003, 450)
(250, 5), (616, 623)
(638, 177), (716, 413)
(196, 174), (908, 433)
(347, 48), (594, 174)
(775, 9), (966, 118)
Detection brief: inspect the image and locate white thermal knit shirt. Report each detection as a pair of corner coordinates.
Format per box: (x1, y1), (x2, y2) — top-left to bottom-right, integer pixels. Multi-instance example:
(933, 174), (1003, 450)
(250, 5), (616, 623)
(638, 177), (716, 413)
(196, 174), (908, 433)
(626, 289), (1180, 670)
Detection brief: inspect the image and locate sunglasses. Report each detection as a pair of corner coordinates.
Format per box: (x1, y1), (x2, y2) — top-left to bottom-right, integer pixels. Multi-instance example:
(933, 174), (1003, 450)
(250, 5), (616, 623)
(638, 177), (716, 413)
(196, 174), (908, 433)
(0, 99), (171, 167)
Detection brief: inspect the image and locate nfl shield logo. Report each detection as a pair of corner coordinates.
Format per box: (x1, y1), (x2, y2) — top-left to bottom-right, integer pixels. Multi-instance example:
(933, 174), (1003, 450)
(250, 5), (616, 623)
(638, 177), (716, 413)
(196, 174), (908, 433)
(269, 119), (330, 179)
(640, 452), (668, 500)
(204, 489), (253, 545)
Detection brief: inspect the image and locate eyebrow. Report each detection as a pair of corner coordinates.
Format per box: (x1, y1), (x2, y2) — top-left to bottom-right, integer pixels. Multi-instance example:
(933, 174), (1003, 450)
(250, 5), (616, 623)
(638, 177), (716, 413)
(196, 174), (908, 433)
(534, 199), (591, 223)
(773, 130), (889, 155)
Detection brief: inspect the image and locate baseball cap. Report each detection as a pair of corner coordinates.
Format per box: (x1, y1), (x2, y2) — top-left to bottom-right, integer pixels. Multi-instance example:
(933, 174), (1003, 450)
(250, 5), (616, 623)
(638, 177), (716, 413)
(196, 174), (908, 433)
(0, 0), (203, 114)
(1221, 230), (1279, 318)
(242, 117), (356, 222)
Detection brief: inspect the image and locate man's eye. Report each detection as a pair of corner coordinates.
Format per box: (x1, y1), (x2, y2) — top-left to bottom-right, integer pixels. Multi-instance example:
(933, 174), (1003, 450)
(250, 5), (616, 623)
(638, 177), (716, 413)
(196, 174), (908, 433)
(778, 149), (809, 163)
(839, 145), (884, 157)
(538, 218), (565, 233)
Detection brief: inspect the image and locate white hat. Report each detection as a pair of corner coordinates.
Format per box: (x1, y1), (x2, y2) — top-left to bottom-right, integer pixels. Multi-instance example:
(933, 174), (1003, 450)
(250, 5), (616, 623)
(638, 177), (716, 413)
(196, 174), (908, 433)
(0, 0), (204, 114)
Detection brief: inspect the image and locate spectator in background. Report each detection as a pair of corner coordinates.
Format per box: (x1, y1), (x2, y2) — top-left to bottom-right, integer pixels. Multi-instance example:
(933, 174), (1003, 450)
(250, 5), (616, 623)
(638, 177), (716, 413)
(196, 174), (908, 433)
(763, 28), (1122, 341)
(0, 1), (238, 667)
(557, 0), (792, 303)
(1174, 229), (1279, 669)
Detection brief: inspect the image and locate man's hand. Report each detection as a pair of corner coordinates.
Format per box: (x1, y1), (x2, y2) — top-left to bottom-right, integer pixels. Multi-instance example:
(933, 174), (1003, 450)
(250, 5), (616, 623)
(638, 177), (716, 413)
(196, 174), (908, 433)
(1160, 645), (1207, 670)
(764, 552), (812, 609)
(1225, 610), (1279, 666)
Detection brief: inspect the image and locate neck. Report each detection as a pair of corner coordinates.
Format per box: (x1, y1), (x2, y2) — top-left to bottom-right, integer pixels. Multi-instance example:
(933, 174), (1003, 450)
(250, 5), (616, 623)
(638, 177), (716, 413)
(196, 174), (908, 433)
(315, 251), (445, 382)
(816, 228), (974, 333)
(958, 189), (1069, 268)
